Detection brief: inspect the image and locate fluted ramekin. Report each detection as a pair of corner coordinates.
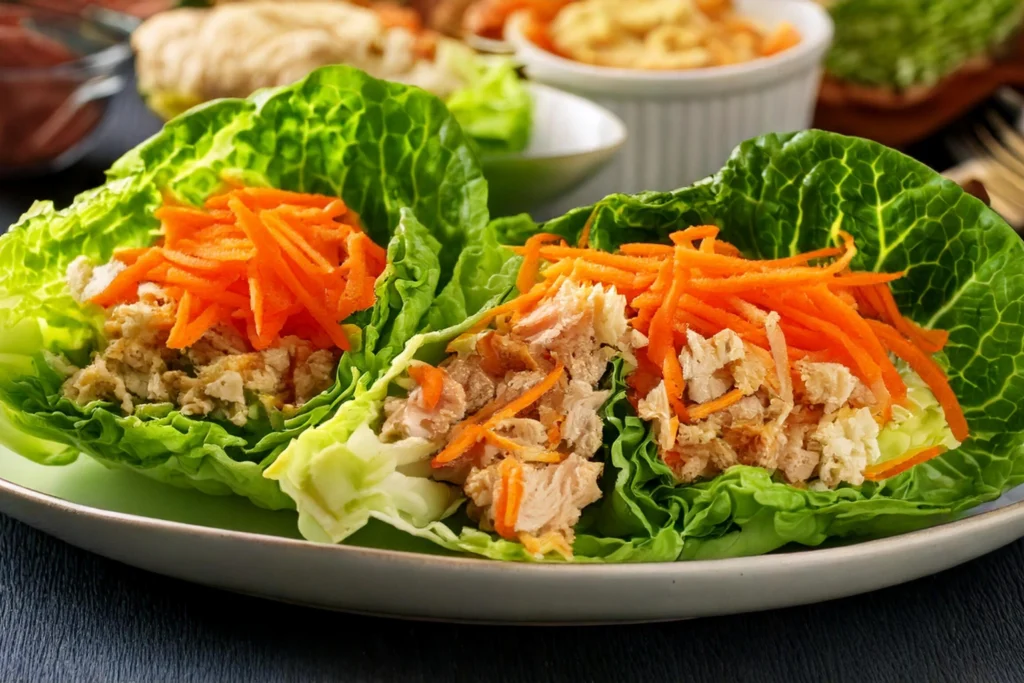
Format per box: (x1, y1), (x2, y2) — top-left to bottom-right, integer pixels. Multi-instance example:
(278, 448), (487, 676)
(505, 0), (834, 215)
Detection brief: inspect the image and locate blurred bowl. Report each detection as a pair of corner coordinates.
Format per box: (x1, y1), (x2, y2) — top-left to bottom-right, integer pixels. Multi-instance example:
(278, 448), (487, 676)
(505, 0), (833, 199)
(0, 5), (132, 179)
(481, 82), (626, 218)
(463, 31), (514, 55)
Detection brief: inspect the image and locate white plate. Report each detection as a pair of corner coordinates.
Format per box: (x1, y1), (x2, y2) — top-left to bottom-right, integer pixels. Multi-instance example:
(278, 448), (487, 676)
(2, 442), (1024, 624)
(481, 83), (626, 218)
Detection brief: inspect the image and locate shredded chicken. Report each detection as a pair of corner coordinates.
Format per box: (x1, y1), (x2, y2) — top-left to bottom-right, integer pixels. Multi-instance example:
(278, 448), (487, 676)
(514, 280), (638, 384)
(464, 454), (603, 545)
(59, 275), (338, 426)
(560, 380), (610, 459)
(132, 1), (472, 113)
(381, 369), (467, 442)
(638, 381), (675, 452)
(387, 280), (640, 550)
(66, 255), (126, 305)
(811, 408), (881, 488)
(441, 357), (496, 413)
(679, 328), (745, 403)
(640, 312), (885, 489)
(493, 418), (548, 449)
(797, 360), (863, 415)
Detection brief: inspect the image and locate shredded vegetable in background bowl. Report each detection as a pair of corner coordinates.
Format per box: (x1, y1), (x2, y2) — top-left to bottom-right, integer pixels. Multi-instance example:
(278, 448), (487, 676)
(131, 0), (533, 156)
(0, 64), (514, 510)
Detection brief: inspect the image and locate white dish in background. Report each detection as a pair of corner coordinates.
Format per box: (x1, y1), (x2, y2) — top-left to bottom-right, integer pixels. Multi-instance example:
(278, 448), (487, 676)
(504, 0), (834, 212)
(463, 32), (515, 55)
(481, 83), (626, 218)
(2, 441), (1024, 625)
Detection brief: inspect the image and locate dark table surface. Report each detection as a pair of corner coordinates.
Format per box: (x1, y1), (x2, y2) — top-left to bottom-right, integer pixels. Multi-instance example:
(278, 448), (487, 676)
(2, 79), (1024, 683)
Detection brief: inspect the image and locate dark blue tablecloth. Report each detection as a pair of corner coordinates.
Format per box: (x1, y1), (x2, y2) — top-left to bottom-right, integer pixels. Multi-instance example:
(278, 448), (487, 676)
(3, 79), (1024, 683)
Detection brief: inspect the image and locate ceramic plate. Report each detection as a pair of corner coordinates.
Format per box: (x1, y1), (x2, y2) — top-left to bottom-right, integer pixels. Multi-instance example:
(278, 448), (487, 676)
(2, 442), (1023, 624)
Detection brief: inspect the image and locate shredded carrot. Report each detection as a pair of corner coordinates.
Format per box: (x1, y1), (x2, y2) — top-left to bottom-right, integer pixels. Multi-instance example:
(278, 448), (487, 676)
(662, 355), (689, 421)
(830, 271), (904, 288)
(476, 332), (506, 376)
(523, 451), (564, 464)
(864, 445), (947, 481)
(482, 429), (525, 452)
(748, 290), (891, 414)
(804, 287), (907, 405)
(577, 207), (596, 249)
(432, 364), (565, 466)
(670, 225), (719, 247)
(466, 278), (555, 334)
(167, 290), (194, 349)
(446, 221), (966, 495)
(517, 233), (565, 295)
(112, 247), (150, 265)
(534, 246), (662, 273)
(870, 283), (948, 353)
(494, 457), (524, 540)
(572, 262), (644, 290)
(546, 419), (562, 447)
(89, 249), (166, 307)
(90, 185), (381, 353)
(688, 388), (746, 421)
(620, 243), (673, 257)
(409, 363), (445, 411)
(487, 364), (565, 426)
(648, 247), (687, 367)
(518, 532), (573, 559)
(175, 304), (224, 350)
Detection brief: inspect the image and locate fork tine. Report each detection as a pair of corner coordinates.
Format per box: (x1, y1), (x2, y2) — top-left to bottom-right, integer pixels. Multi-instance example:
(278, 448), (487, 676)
(984, 110), (1024, 164)
(971, 166), (1024, 221)
(974, 123), (1024, 190)
(995, 86), (1024, 108)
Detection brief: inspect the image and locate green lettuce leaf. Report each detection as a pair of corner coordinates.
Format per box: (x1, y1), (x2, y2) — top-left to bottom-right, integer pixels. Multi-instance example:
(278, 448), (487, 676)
(825, 0), (1024, 89)
(0, 65), (490, 508)
(439, 43), (532, 155)
(264, 239), (520, 542)
(528, 129), (1024, 560)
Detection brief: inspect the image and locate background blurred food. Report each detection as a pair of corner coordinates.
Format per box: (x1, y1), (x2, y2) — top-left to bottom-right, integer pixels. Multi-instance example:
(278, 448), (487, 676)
(818, 0), (1024, 108)
(130, 0), (533, 155)
(0, 3), (128, 171)
(456, 0), (801, 68)
(132, 0), (460, 118)
(531, 0), (800, 70)
(3, 0), (173, 18)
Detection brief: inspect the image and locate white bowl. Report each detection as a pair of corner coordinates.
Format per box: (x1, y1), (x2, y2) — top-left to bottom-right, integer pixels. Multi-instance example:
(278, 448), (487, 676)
(463, 32), (515, 55)
(481, 82), (626, 218)
(505, 0), (834, 207)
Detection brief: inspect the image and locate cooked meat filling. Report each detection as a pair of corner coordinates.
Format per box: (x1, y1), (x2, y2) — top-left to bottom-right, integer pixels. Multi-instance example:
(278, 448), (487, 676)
(58, 258), (338, 426)
(381, 280), (643, 555)
(638, 326), (880, 488)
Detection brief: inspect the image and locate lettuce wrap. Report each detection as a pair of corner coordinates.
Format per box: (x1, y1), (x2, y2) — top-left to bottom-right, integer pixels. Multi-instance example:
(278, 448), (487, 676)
(267, 129), (1024, 561)
(0, 64), (501, 510)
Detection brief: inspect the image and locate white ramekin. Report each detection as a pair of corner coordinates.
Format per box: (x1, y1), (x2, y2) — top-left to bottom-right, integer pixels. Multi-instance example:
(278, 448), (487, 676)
(505, 0), (834, 216)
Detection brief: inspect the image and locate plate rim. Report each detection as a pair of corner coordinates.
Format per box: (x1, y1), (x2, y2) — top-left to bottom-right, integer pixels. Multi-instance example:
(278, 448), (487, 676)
(3, 467), (1024, 575)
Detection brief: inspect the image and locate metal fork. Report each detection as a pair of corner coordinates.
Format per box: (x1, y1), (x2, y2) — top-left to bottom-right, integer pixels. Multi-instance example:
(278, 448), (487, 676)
(944, 89), (1024, 229)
